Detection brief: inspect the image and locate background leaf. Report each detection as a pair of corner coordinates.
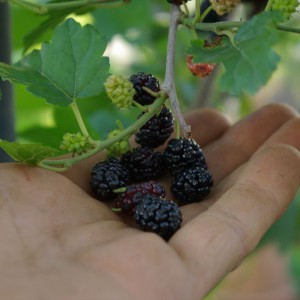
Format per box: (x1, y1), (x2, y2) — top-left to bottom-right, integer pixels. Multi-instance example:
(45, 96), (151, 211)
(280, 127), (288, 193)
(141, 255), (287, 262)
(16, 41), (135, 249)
(188, 12), (281, 96)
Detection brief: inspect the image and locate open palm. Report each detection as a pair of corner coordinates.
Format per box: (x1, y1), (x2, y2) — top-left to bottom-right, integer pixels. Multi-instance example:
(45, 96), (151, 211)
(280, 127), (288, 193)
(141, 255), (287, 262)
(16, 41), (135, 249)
(0, 104), (300, 300)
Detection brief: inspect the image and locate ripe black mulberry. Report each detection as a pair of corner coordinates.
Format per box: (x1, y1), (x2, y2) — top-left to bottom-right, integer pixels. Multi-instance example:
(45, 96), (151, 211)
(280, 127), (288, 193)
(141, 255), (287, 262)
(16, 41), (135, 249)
(121, 147), (165, 182)
(135, 106), (174, 148)
(171, 166), (213, 203)
(134, 195), (182, 240)
(89, 158), (130, 201)
(163, 138), (207, 176)
(129, 72), (160, 106)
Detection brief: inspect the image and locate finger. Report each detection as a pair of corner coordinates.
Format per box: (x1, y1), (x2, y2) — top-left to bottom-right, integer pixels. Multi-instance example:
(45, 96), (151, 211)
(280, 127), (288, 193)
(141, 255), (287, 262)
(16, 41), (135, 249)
(204, 104), (298, 184)
(169, 145), (300, 299)
(63, 108), (231, 192)
(213, 117), (300, 199)
(259, 117), (300, 151)
(182, 108), (231, 145)
(181, 106), (300, 221)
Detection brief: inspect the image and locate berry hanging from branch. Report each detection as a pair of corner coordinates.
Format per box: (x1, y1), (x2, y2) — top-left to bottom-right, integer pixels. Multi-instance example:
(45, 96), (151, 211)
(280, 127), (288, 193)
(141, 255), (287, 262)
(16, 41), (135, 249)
(186, 55), (216, 78)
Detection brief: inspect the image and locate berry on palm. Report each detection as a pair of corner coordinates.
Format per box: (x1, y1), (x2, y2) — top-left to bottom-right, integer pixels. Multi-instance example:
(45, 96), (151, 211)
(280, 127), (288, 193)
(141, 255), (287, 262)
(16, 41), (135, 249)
(89, 158), (130, 201)
(121, 147), (165, 181)
(134, 195), (182, 240)
(115, 181), (166, 215)
(163, 138), (208, 176)
(171, 166), (213, 203)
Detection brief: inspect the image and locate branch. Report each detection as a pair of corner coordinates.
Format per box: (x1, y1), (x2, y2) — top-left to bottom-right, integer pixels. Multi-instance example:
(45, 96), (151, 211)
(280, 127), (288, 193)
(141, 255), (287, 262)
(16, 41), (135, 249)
(181, 16), (300, 35)
(277, 24), (300, 34)
(162, 4), (191, 138)
(40, 95), (166, 171)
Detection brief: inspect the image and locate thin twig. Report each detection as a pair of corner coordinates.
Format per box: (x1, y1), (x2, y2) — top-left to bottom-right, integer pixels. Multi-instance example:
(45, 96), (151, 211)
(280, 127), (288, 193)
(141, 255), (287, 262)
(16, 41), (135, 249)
(181, 16), (300, 35)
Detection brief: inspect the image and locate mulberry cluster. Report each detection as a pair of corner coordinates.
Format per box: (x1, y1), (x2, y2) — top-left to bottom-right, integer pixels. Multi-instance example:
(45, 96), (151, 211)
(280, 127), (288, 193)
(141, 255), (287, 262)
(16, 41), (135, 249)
(60, 132), (93, 155)
(90, 72), (213, 239)
(271, 0), (299, 20)
(163, 137), (214, 203)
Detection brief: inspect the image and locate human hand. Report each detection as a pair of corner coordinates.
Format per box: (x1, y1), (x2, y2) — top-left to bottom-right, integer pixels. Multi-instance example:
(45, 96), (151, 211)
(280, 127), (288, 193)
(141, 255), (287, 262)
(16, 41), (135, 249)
(0, 104), (299, 300)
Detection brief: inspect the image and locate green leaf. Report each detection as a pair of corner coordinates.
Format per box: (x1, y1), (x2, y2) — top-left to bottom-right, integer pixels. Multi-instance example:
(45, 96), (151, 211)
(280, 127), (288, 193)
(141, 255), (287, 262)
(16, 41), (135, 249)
(0, 18), (109, 106)
(0, 139), (58, 165)
(23, 9), (74, 53)
(188, 12), (281, 96)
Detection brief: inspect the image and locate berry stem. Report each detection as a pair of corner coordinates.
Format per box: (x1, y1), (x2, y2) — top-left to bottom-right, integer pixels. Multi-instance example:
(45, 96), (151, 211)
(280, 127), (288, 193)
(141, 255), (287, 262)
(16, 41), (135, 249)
(142, 86), (160, 98)
(194, 0), (201, 22)
(132, 100), (149, 112)
(40, 95), (166, 171)
(113, 187), (127, 193)
(181, 1), (190, 17)
(115, 119), (124, 130)
(70, 101), (95, 145)
(175, 119), (180, 139)
(191, 0), (201, 38)
(161, 4), (191, 138)
(265, 0), (274, 11)
(217, 30), (236, 45)
(111, 207), (123, 212)
(199, 4), (213, 22)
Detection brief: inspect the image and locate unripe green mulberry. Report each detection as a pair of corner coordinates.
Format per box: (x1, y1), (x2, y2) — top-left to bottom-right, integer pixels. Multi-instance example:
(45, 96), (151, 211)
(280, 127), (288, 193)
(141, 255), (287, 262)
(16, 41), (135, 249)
(106, 128), (131, 157)
(209, 0), (240, 15)
(104, 75), (136, 109)
(271, 0), (299, 20)
(60, 132), (93, 155)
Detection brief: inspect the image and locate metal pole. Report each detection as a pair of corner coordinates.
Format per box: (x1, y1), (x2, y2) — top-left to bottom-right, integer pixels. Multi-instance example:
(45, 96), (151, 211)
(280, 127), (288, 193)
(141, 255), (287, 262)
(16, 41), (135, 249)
(0, 2), (14, 162)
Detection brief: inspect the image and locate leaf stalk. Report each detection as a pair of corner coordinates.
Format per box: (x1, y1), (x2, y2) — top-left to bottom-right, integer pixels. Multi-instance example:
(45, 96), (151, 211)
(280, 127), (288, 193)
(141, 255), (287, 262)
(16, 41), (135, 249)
(70, 101), (95, 145)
